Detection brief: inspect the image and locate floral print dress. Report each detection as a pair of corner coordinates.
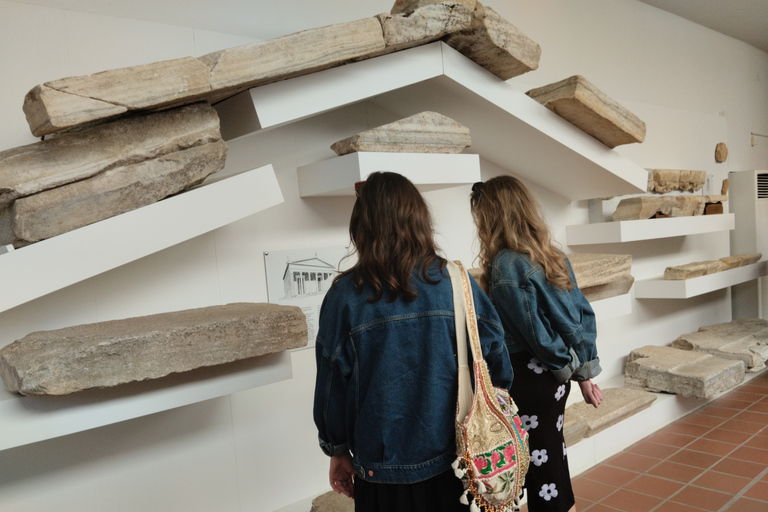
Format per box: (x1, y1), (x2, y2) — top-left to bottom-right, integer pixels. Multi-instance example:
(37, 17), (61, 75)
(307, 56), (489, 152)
(509, 350), (575, 512)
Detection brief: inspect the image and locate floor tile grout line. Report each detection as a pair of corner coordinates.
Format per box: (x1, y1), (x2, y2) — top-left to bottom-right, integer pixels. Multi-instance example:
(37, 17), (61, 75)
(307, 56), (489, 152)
(715, 464), (768, 512)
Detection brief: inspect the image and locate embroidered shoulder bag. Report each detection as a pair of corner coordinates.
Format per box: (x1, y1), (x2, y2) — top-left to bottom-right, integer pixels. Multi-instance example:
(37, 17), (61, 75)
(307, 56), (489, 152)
(446, 260), (529, 512)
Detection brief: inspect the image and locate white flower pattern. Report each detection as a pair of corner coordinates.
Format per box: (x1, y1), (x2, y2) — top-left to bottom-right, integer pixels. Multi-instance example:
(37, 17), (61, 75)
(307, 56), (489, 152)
(557, 414), (564, 432)
(539, 483), (558, 501)
(554, 384), (566, 401)
(520, 414), (539, 431)
(563, 442), (567, 458)
(527, 358), (548, 374)
(530, 449), (548, 467)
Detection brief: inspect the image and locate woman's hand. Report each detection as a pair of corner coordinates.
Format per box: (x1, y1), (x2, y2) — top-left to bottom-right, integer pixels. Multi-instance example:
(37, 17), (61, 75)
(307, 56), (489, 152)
(578, 380), (603, 408)
(329, 452), (355, 499)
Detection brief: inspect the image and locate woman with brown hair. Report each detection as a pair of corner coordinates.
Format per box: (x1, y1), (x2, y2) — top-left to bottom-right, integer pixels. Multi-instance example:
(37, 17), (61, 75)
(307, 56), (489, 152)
(470, 175), (602, 512)
(313, 171), (514, 512)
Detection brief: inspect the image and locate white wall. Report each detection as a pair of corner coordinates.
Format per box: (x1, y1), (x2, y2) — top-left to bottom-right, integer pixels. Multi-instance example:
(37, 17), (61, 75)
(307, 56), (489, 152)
(1, 0), (767, 510)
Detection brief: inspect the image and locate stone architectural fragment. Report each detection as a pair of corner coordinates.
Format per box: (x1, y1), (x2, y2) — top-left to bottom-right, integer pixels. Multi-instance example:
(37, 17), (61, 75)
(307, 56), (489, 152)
(719, 253), (762, 269)
(23, 57), (212, 137)
(0, 102), (226, 247)
(391, 0), (476, 16)
(444, 5), (541, 80)
(0, 303), (307, 396)
(624, 345), (745, 399)
(672, 318), (768, 372)
(562, 414), (589, 448)
(526, 75), (646, 148)
(201, 18), (385, 103)
(311, 491), (354, 512)
(564, 387), (656, 446)
(376, 3), (473, 54)
(569, 253), (634, 301)
(331, 111), (471, 155)
(646, 169), (706, 193)
(612, 194), (727, 221)
(663, 253), (762, 280)
(715, 142), (728, 163)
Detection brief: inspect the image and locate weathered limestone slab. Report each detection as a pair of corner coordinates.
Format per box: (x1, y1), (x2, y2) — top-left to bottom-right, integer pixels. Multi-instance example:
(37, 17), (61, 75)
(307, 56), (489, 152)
(376, 2), (473, 54)
(624, 345), (745, 399)
(0, 303), (307, 396)
(569, 253), (634, 302)
(331, 111), (471, 155)
(563, 413), (589, 448)
(719, 253), (762, 270)
(311, 491), (355, 512)
(565, 387), (656, 446)
(391, 0), (476, 16)
(23, 57), (212, 137)
(201, 18), (385, 103)
(526, 75), (646, 148)
(663, 253), (762, 280)
(444, 5), (541, 80)
(612, 194), (727, 221)
(0, 103), (226, 247)
(647, 169), (706, 193)
(672, 318), (768, 372)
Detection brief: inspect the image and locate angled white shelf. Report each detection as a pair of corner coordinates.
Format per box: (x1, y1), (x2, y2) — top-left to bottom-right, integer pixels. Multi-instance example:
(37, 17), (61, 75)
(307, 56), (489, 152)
(566, 214), (735, 245)
(0, 165), (283, 313)
(590, 292), (632, 321)
(634, 260), (768, 299)
(297, 152), (480, 197)
(0, 351), (293, 451)
(215, 42), (648, 201)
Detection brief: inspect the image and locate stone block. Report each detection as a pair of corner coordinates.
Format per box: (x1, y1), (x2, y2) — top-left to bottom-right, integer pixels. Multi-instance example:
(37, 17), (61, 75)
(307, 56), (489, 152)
(569, 253), (634, 302)
(0, 303), (307, 396)
(444, 5), (541, 80)
(311, 491), (354, 512)
(201, 18), (385, 103)
(563, 414), (588, 447)
(0, 102), (226, 247)
(647, 169), (706, 193)
(715, 142), (728, 163)
(23, 57), (212, 137)
(612, 195), (727, 221)
(663, 254), (762, 280)
(624, 345), (745, 399)
(526, 75), (646, 148)
(331, 111), (471, 155)
(390, 0), (476, 16)
(376, 3), (473, 54)
(565, 387), (656, 445)
(672, 318), (768, 372)
(719, 253), (762, 270)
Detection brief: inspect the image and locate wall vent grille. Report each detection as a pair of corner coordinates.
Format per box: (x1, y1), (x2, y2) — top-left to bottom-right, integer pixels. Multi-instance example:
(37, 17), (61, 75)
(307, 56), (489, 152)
(758, 172), (768, 199)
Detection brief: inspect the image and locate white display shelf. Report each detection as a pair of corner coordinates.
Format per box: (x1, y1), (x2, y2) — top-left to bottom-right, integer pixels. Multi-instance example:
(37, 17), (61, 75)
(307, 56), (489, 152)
(566, 214), (735, 245)
(297, 152), (480, 197)
(634, 260), (768, 299)
(590, 292), (632, 321)
(0, 351), (292, 451)
(0, 165), (283, 313)
(215, 42), (648, 201)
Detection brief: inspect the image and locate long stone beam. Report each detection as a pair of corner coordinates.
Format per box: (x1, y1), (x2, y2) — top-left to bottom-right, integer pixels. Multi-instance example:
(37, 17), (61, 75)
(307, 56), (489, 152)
(0, 302), (307, 396)
(663, 253), (762, 280)
(568, 253), (634, 301)
(612, 194), (727, 221)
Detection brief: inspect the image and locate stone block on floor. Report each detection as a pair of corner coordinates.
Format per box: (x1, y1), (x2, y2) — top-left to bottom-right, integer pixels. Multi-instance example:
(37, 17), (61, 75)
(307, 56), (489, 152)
(311, 491), (354, 512)
(565, 387), (656, 446)
(672, 318), (768, 372)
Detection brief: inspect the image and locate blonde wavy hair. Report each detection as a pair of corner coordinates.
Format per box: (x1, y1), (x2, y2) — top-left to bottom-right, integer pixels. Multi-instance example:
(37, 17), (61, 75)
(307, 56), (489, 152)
(470, 175), (573, 291)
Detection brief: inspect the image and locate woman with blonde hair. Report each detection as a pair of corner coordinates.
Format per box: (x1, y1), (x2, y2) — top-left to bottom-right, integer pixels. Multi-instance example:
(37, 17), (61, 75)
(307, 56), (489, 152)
(470, 175), (602, 512)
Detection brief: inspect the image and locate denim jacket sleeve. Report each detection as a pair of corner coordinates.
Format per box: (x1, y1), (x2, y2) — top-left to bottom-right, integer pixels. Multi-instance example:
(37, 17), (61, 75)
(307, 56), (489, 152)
(491, 253), (600, 383)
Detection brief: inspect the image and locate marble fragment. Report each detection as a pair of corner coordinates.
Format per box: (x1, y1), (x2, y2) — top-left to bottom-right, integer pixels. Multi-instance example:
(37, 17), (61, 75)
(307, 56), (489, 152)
(612, 195), (727, 221)
(624, 345), (745, 399)
(569, 253), (634, 302)
(715, 142), (728, 163)
(376, 2), (473, 54)
(526, 75), (646, 148)
(444, 5), (541, 80)
(311, 491), (355, 512)
(331, 111), (471, 155)
(0, 303), (307, 396)
(663, 253), (762, 280)
(565, 387), (656, 445)
(390, 0), (476, 16)
(646, 169), (706, 193)
(672, 318), (768, 372)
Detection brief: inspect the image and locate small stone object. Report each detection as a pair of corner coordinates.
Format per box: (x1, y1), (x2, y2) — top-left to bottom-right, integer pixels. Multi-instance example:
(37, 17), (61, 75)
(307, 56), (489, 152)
(391, 0), (476, 16)
(715, 142), (728, 163)
(612, 194), (728, 221)
(646, 169), (706, 193)
(330, 111), (471, 155)
(311, 491), (355, 512)
(624, 345), (745, 399)
(444, 5), (541, 80)
(23, 57), (212, 137)
(564, 387), (656, 446)
(526, 75), (646, 148)
(0, 303), (308, 396)
(672, 318), (768, 372)
(376, 3), (473, 54)
(568, 253), (634, 302)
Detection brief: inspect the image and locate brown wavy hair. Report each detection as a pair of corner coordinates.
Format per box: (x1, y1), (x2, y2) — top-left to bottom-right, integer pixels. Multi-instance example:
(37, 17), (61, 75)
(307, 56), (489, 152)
(470, 175), (573, 291)
(336, 171), (446, 303)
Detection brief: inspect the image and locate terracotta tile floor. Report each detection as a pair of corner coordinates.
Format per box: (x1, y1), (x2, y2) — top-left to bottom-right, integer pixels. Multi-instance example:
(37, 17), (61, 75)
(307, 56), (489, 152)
(522, 370), (768, 512)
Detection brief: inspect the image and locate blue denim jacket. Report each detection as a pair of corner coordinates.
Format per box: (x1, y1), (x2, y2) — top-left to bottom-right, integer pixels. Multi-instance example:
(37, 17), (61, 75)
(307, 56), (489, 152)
(488, 250), (601, 383)
(313, 263), (513, 484)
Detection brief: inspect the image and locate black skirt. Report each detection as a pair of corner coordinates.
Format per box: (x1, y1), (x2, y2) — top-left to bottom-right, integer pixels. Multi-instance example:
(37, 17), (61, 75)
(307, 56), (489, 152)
(354, 469), (470, 512)
(509, 350), (575, 512)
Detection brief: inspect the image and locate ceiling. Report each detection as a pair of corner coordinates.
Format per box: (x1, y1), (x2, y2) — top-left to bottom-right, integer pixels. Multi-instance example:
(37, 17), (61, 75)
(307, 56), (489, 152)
(8, 0), (768, 54)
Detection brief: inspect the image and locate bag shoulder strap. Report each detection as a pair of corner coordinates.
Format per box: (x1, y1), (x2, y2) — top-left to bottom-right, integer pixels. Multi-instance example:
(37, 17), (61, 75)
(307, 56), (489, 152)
(446, 260), (472, 422)
(453, 260), (484, 363)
